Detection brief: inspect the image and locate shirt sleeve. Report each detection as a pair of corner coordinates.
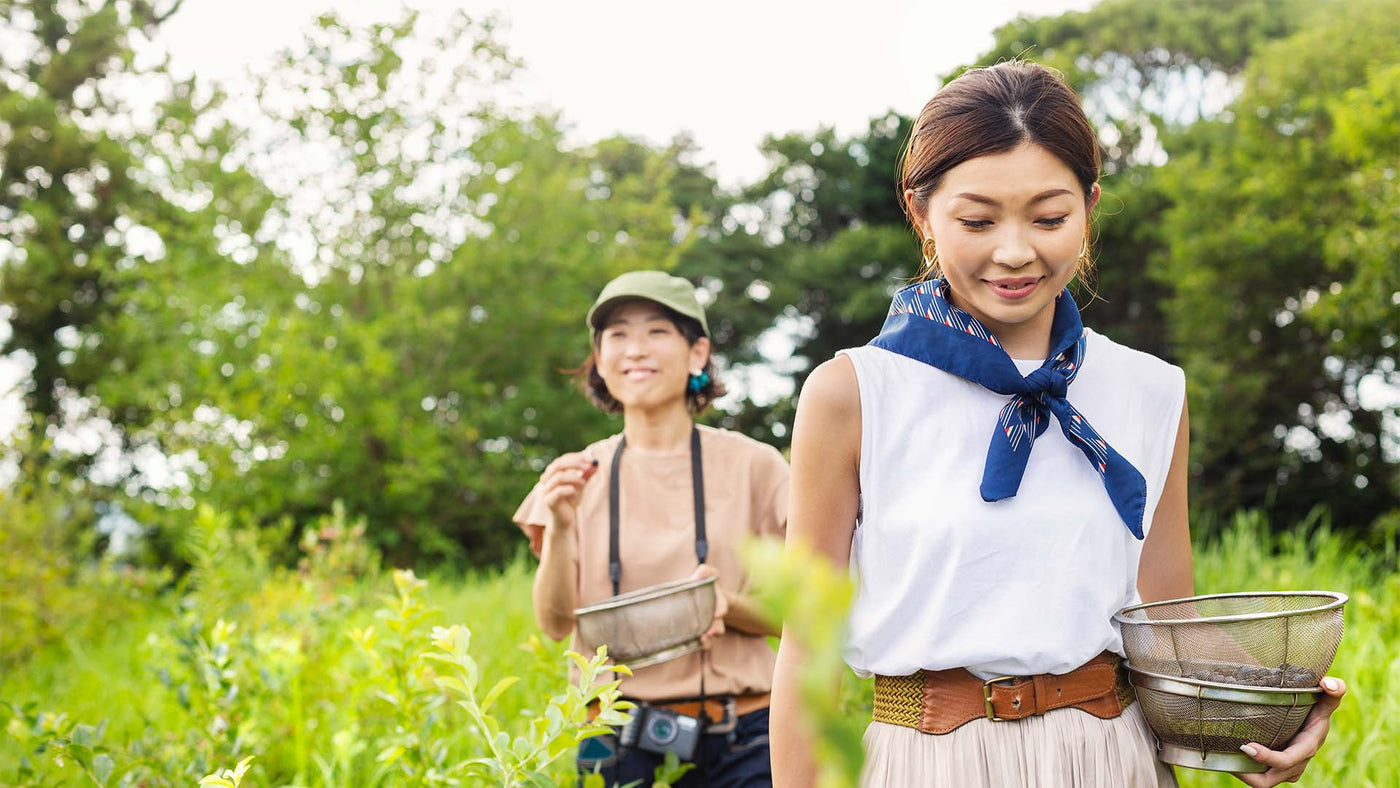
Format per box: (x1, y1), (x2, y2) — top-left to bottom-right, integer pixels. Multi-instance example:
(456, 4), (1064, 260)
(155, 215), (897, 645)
(512, 482), (552, 558)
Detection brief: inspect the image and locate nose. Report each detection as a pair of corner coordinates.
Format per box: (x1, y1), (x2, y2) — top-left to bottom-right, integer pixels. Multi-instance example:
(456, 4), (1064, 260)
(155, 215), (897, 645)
(622, 335), (649, 359)
(991, 227), (1036, 269)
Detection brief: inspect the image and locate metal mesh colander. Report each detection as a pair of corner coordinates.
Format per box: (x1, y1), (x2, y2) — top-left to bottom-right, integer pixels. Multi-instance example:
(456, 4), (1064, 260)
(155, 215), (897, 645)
(1116, 591), (1346, 685)
(1115, 591), (1347, 772)
(1128, 667), (1321, 772)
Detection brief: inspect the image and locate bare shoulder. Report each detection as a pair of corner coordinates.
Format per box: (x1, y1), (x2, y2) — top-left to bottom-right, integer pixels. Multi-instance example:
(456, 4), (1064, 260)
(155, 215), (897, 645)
(797, 355), (860, 421)
(788, 355), (862, 562)
(793, 354), (861, 466)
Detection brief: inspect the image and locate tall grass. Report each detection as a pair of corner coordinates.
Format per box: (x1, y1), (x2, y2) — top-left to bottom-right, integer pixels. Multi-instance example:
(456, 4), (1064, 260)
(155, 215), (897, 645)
(2, 511), (1396, 786)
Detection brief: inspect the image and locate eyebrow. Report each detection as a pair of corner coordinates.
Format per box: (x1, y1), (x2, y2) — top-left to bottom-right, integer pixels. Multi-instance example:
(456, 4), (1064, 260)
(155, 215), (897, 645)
(951, 188), (1073, 206)
(604, 314), (672, 329)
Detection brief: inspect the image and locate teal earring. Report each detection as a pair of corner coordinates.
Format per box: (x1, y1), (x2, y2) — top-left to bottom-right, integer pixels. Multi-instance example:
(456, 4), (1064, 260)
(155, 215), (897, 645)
(687, 370), (711, 393)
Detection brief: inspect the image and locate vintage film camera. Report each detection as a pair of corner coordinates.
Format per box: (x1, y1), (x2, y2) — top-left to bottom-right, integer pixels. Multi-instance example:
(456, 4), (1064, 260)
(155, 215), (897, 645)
(619, 704), (703, 760)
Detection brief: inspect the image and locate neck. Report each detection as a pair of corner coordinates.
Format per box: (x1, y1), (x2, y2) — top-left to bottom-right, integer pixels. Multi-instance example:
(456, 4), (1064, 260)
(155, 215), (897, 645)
(946, 288), (1056, 360)
(621, 400), (694, 452)
(989, 310), (1056, 359)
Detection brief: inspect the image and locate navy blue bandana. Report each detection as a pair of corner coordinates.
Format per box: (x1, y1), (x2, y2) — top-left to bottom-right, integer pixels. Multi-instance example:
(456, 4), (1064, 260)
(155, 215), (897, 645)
(869, 279), (1147, 539)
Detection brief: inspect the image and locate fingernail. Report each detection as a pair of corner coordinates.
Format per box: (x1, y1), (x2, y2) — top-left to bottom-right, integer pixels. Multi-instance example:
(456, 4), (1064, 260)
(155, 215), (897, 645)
(1240, 744), (1258, 758)
(1322, 677), (1339, 691)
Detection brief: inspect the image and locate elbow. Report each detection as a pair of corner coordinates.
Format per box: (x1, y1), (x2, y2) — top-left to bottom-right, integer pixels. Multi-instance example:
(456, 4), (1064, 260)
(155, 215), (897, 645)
(536, 613), (574, 642)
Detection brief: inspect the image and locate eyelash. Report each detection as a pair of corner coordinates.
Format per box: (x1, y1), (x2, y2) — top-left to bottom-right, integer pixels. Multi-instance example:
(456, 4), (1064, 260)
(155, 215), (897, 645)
(958, 216), (1070, 230)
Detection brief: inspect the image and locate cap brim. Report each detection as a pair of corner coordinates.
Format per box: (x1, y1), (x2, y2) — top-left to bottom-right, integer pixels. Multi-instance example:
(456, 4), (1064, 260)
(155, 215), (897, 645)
(587, 294), (709, 336)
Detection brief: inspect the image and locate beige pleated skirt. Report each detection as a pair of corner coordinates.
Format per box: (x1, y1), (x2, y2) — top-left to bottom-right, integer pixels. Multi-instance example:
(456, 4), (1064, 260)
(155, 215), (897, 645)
(860, 701), (1179, 788)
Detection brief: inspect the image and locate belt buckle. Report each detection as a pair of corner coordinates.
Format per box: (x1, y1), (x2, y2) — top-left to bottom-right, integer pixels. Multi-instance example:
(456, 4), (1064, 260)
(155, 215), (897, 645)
(982, 676), (1017, 722)
(705, 697), (738, 734)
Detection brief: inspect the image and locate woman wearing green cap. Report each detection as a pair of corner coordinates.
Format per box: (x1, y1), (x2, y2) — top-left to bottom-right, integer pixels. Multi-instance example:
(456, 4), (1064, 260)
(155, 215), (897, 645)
(513, 270), (789, 787)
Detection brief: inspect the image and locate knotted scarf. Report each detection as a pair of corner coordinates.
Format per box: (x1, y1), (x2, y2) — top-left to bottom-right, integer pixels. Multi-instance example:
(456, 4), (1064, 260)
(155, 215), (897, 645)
(869, 279), (1147, 539)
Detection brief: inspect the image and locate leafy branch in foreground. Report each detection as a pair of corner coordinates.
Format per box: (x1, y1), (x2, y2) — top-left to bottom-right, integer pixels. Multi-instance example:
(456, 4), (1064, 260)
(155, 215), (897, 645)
(428, 625), (633, 786)
(199, 756), (256, 788)
(749, 538), (863, 788)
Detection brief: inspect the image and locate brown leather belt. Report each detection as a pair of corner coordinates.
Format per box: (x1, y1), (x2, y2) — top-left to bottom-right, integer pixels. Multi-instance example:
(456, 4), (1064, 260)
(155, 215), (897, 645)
(657, 691), (771, 720)
(873, 652), (1134, 735)
(588, 691), (771, 724)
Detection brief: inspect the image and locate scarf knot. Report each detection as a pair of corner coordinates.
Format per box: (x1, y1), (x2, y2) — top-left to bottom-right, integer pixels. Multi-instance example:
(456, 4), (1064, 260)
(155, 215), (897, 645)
(1024, 366), (1069, 399)
(868, 279), (1149, 540)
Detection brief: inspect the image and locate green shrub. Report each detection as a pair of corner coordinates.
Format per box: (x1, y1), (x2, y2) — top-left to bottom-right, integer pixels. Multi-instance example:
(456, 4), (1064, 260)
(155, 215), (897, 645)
(0, 474), (165, 670)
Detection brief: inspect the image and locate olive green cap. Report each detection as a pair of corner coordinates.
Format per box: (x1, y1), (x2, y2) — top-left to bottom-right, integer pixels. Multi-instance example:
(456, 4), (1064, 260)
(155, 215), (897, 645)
(585, 270), (710, 337)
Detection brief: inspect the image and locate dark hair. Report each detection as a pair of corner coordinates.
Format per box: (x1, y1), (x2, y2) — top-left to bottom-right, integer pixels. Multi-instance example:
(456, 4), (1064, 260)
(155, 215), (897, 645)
(574, 302), (726, 415)
(899, 60), (1100, 281)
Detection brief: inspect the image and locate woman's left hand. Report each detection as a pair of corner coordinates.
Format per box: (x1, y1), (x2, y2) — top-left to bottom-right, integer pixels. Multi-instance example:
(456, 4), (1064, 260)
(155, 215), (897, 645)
(690, 564), (727, 648)
(1235, 676), (1347, 787)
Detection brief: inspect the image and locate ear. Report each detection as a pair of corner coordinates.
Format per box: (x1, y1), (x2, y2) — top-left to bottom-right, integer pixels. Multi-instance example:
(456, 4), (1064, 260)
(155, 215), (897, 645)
(689, 336), (712, 373)
(904, 188), (933, 239)
(1086, 183), (1101, 212)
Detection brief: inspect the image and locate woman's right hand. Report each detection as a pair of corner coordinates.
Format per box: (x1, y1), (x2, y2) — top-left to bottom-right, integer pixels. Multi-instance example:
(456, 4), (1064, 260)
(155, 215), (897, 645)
(540, 452), (599, 528)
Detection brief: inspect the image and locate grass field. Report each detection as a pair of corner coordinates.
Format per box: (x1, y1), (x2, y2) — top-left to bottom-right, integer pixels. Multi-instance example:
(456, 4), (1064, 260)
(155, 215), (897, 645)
(2, 511), (1396, 786)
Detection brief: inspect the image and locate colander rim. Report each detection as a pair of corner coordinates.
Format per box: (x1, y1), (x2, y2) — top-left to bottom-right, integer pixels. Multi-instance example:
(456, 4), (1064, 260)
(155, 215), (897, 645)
(1114, 590), (1347, 626)
(1126, 664), (1325, 703)
(573, 575), (717, 617)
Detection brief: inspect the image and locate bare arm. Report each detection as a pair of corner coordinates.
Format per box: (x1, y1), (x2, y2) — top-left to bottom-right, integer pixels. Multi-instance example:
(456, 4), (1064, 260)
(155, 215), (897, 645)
(1137, 400), (1193, 603)
(723, 593), (779, 637)
(532, 518), (578, 640)
(772, 357), (862, 788)
(530, 453), (597, 640)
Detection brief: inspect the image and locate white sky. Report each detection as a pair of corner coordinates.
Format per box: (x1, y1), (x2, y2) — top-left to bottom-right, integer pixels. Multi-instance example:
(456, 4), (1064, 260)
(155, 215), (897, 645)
(153, 0), (1098, 186)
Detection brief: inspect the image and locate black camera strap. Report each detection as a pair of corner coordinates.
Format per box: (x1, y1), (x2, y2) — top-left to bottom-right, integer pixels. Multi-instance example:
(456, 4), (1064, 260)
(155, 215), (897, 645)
(608, 425), (715, 770)
(608, 425), (707, 595)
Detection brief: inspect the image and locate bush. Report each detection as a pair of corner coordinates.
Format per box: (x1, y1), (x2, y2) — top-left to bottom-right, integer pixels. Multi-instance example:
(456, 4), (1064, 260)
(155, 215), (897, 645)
(0, 473), (164, 669)
(2, 502), (640, 787)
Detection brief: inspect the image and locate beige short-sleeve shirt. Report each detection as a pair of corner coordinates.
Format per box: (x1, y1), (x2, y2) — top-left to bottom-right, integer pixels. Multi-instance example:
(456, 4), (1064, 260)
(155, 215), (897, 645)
(513, 425), (789, 701)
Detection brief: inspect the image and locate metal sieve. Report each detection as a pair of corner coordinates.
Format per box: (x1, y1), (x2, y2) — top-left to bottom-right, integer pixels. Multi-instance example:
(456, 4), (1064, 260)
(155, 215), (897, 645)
(1115, 591), (1346, 685)
(573, 575), (717, 669)
(1129, 666), (1321, 772)
(1115, 591), (1347, 772)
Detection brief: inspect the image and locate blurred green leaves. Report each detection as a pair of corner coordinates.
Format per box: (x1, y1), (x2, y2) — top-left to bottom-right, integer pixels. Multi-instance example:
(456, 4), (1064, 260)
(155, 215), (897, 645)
(748, 538), (863, 788)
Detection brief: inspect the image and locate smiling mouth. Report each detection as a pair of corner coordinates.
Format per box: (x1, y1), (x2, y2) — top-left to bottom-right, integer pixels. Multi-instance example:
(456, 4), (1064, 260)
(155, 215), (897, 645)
(985, 277), (1043, 298)
(623, 369), (657, 380)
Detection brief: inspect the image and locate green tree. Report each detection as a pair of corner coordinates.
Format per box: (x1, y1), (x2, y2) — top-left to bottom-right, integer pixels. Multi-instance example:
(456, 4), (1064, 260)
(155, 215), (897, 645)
(104, 12), (693, 563)
(0, 0), (273, 438)
(1153, 0), (1400, 531)
(5, 6), (707, 564)
(674, 113), (917, 443)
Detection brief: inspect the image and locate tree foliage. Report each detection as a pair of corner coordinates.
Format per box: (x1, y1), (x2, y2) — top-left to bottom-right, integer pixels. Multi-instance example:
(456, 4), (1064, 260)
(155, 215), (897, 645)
(1153, 0), (1400, 525)
(0, 0), (274, 483)
(1, 0), (1395, 564)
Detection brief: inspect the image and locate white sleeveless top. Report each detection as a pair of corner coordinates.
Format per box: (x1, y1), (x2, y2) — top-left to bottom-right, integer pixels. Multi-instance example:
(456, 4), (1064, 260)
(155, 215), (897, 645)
(838, 328), (1185, 680)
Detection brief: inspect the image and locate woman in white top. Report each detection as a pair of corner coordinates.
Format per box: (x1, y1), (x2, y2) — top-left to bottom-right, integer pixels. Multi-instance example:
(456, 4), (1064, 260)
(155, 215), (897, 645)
(769, 60), (1346, 788)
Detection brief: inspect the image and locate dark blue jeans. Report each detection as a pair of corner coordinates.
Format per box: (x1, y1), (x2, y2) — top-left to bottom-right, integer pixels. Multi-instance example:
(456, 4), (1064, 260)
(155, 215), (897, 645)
(577, 707), (772, 788)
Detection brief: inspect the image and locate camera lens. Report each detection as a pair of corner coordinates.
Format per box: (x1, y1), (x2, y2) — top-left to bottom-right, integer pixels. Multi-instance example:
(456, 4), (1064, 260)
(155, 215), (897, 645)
(647, 715), (679, 745)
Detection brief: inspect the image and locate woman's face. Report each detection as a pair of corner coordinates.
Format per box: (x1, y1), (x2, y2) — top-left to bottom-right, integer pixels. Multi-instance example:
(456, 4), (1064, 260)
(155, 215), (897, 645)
(595, 300), (709, 412)
(911, 142), (1099, 356)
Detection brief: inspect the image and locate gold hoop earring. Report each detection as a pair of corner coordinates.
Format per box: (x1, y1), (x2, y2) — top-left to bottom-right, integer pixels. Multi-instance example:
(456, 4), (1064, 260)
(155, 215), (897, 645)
(1078, 232), (1095, 266)
(921, 237), (941, 276)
